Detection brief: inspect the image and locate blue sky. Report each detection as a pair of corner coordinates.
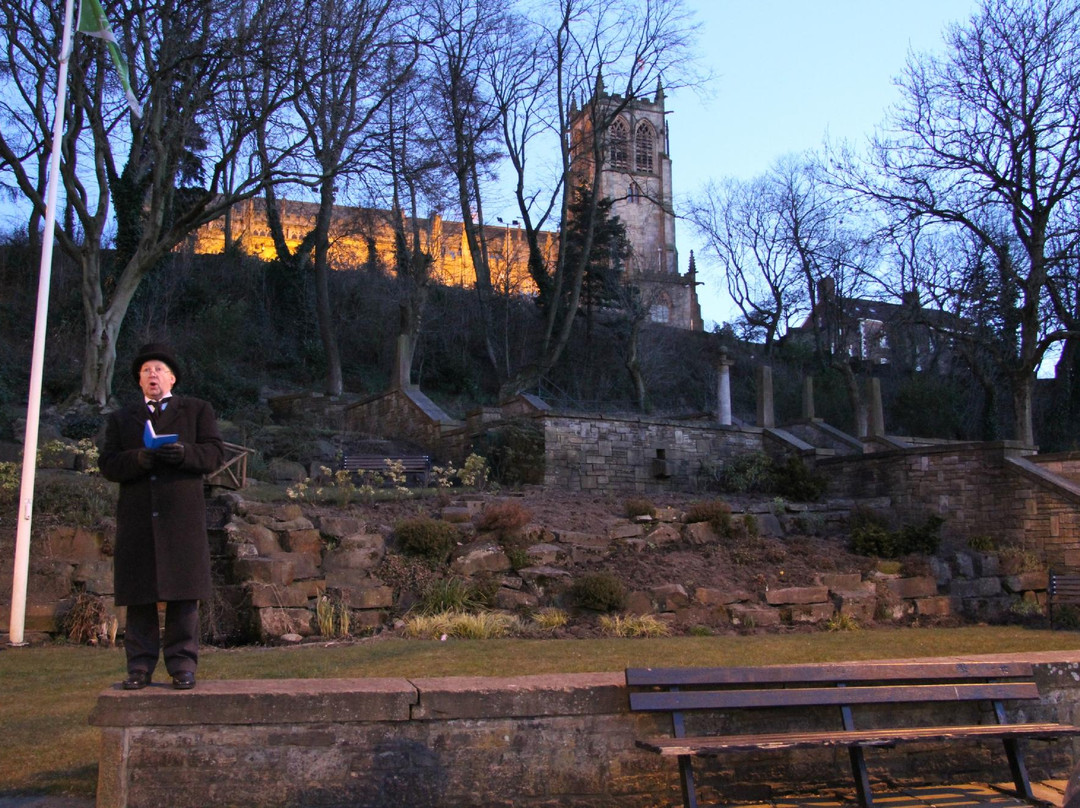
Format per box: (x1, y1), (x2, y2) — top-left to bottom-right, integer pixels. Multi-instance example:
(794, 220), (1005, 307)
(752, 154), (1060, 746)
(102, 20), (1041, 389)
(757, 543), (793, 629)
(670, 0), (983, 328)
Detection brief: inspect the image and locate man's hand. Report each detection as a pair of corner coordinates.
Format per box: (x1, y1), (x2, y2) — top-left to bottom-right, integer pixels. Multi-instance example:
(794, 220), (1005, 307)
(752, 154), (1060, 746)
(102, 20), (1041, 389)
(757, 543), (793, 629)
(156, 442), (185, 466)
(136, 449), (155, 470)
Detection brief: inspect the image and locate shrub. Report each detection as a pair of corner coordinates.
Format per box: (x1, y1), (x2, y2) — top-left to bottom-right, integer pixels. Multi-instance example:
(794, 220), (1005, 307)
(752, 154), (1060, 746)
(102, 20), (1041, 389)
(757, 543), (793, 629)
(771, 456), (827, 501)
(375, 553), (441, 599)
(718, 452), (773, 494)
(624, 498), (656, 519)
(394, 517), (460, 563)
(851, 522), (895, 557)
(685, 500), (733, 536)
(850, 509), (945, 559)
(967, 535), (996, 552)
(474, 420), (544, 486)
(476, 501), (533, 538)
(570, 572), (626, 612)
(895, 514), (944, 556)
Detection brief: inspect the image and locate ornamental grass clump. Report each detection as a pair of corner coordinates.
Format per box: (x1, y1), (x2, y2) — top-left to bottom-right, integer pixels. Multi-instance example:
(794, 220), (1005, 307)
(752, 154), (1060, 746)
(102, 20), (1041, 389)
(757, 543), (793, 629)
(599, 614), (671, 638)
(402, 610), (521, 639)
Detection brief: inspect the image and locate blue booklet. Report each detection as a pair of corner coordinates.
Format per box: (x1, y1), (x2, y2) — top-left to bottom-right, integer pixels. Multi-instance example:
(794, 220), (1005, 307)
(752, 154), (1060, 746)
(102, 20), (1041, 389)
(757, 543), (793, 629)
(143, 420), (179, 449)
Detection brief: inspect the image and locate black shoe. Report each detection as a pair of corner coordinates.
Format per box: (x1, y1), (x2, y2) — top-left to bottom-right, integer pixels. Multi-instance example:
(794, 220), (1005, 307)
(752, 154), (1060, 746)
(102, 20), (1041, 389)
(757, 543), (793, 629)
(122, 671), (151, 690)
(172, 671), (196, 690)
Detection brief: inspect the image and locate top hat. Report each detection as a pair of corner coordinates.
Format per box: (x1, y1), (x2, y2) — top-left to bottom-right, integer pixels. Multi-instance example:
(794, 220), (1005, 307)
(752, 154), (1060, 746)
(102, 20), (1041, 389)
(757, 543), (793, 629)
(131, 343), (181, 385)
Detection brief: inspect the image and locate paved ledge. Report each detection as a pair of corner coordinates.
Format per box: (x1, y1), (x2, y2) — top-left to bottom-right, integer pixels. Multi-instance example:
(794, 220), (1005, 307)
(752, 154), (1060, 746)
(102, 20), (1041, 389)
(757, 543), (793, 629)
(409, 672), (624, 720)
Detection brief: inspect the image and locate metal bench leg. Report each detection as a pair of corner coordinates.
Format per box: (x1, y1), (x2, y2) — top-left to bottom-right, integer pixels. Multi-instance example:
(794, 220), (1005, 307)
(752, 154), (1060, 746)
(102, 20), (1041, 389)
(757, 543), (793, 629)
(677, 754), (698, 808)
(848, 745), (875, 808)
(1003, 738), (1035, 800)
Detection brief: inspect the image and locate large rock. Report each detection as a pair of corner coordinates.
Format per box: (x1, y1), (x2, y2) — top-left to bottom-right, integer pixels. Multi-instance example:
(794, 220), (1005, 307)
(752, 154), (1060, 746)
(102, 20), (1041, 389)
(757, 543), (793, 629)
(318, 516), (367, 539)
(276, 528), (323, 555)
(643, 523), (681, 546)
(46, 526), (106, 562)
(450, 540), (511, 576)
(72, 560), (114, 595)
(650, 583), (689, 610)
(728, 604), (781, 628)
(765, 586), (828, 606)
(235, 557), (295, 587)
(695, 587), (751, 606)
(525, 543), (568, 565)
(247, 582), (312, 608)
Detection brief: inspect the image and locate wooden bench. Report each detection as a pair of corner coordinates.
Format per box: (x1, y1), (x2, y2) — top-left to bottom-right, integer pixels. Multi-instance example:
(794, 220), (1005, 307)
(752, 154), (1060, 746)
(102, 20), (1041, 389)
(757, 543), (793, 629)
(341, 454), (431, 486)
(1049, 570), (1080, 628)
(626, 661), (1078, 808)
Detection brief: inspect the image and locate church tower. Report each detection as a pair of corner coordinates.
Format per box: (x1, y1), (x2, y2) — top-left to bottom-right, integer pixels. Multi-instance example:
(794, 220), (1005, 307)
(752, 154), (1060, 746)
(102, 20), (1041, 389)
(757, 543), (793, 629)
(569, 78), (702, 331)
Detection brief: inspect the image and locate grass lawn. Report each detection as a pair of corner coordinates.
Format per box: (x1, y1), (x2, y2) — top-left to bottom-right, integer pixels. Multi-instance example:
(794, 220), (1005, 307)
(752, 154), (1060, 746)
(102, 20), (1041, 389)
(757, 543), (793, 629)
(3, 626), (1080, 799)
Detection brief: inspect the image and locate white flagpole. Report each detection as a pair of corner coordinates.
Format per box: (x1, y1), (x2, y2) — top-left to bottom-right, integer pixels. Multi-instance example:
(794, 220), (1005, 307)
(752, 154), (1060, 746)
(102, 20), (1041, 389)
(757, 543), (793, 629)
(9, 0), (77, 646)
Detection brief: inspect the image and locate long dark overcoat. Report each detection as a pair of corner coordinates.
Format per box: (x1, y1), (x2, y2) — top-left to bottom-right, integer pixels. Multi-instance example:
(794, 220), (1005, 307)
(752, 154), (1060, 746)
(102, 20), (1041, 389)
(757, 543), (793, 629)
(99, 395), (225, 605)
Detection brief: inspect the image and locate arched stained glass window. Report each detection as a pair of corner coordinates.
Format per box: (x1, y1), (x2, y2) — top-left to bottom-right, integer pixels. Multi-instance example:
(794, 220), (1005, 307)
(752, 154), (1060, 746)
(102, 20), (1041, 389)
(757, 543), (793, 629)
(635, 121), (655, 173)
(609, 119), (629, 169)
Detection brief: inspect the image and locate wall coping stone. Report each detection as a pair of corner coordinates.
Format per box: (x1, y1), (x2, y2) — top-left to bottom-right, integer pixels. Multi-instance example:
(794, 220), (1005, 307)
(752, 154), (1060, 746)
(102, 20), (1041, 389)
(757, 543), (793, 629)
(89, 677), (417, 727)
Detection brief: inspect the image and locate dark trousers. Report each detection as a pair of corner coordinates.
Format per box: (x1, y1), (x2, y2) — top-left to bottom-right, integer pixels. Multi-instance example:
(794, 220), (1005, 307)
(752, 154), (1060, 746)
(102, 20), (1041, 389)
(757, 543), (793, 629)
(124, 600), (200, 676)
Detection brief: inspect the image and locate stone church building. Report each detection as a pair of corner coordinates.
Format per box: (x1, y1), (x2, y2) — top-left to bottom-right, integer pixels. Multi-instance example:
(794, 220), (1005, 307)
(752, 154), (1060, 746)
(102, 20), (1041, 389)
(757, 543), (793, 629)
(568, 78), (703, 331)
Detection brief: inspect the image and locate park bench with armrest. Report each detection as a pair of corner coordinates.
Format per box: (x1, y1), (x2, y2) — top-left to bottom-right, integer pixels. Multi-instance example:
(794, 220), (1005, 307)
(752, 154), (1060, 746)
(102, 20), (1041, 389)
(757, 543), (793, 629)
(1049, 570), (1080, 628)
(340, 454), (431, 486)
(626, 661), (1078, 808)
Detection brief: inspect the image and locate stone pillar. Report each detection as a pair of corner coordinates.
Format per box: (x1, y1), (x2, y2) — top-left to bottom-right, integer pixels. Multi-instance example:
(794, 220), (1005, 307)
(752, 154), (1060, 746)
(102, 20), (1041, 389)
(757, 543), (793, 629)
(802, 376), (815, 420)
(755, 365), (775, 429)
(716, 351), (734, 426)
(390, 334), (412, 390)
(867, 377), (885, 437)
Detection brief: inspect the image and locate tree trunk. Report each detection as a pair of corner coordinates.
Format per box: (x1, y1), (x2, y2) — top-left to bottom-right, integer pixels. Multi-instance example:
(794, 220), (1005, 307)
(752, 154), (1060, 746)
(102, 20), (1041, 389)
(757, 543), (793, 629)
(313, 184), (343, 397)
(1011, 372), (1036, 447)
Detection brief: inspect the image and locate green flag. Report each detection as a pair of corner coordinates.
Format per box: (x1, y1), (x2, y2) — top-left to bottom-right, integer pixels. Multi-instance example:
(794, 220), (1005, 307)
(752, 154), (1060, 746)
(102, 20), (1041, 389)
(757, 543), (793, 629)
(77, 0), (142, 118)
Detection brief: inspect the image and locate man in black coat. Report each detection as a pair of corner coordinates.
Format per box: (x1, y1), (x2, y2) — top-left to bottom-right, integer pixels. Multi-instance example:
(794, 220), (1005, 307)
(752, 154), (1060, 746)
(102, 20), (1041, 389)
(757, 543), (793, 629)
(99, 343), (225, 690)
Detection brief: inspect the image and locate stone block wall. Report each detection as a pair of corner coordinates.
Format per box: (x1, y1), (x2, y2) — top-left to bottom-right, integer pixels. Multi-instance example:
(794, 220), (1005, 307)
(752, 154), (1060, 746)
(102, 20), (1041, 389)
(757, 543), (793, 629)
(541, 413), (762, 492)
(344, 388), (459, 454)
(88, 654), (1080, 808)
(820, 442), (1080, 568)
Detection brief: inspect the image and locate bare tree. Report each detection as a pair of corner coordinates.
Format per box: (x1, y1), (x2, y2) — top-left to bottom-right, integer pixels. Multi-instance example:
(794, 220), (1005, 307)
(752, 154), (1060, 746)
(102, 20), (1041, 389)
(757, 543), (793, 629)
(417, 0), (511, 385)
(0, 0), (293, 406)
(843, 0), (1080, 445)
(256, 0), (412, 396)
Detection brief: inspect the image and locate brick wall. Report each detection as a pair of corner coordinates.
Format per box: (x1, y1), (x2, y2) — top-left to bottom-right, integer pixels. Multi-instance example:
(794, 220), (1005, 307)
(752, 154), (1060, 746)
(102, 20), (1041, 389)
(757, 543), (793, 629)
(89, 654), (1080, 808)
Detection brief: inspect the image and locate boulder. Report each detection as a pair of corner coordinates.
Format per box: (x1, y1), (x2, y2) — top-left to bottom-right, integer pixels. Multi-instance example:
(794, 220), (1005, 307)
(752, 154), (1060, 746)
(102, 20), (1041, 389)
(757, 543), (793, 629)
(450, 540), (511, 576)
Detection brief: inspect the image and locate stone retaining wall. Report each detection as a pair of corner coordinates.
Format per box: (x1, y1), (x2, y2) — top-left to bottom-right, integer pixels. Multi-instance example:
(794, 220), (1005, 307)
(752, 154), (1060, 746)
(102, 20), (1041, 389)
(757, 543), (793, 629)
(820, 442), (1080, 568)
(542, 413), (762, 492)
(89, 653), (1080, 808)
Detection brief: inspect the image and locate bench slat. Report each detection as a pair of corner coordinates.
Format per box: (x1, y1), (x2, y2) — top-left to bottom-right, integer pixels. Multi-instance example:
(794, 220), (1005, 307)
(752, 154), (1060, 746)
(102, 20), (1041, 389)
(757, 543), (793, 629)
(625, 661), (1034, 687)
(629, 681), (1040, 712)
(636, 722), (1079, 756)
